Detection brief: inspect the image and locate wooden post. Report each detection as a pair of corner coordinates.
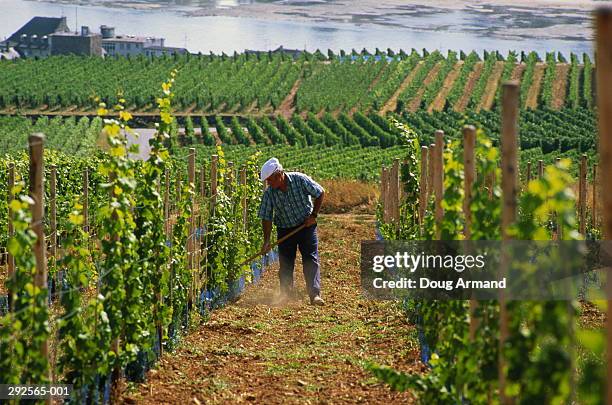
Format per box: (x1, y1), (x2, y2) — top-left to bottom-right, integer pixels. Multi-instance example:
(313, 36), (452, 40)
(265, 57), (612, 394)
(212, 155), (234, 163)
(380, 166), (386, 222)
(463, 126), (476, 238)
(595, 10), (612, 405)
(579, 154), (587, 235)
(83, 168), (89, 234)
(50, 165), (57, 295)
(400, 159), (408, 204)
(419, 146), (429, 227)
(201, 164), (206, 198)
(7, 162), (15, 311)
(526, 161), (532, 184)
(538, 160), (544, 179)
(240, 167), (247, 232)
(188, 148), (196, 306)
(463, 125), (478, 340)
(428, 143), (435, 200)
(381, 166), (388, 223)
(593, 164), (598, 228)
(500, 82), (519, 405)
(434, 131), (444, 239)
(29, 133), (50, 384)
(211, 155), (218, 213)
(391, 158), (400, 227)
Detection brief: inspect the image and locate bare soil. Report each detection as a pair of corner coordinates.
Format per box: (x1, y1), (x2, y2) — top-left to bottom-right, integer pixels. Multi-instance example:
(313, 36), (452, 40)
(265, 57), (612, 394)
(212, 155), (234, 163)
(428, 61), (464, 113)
(551, 63), (570, 110)
(120, 214), (422, 404)
(277, 78), (302, 119)
(511, 64), (526, 82)
(379, 61), (424, 115)
(454, 62), (484, 112)
(478, 61), (505, 111)
(408, 61), (444, 113)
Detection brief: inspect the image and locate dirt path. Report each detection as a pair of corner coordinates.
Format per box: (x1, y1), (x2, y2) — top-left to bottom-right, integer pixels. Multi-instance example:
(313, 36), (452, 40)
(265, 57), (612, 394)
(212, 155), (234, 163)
(379, 61), (424, 115)
(427, 61), (464, 113)
(511, 64), (526, 82)
(551, 63), (570, 110)
(454, 62), (484, 112)
(525, 63), (547, 109)
(121, 214), (421, 404)
(408, 61), (444, 113)
(277, 78), (302, 118)
(478, 61), (505, 111)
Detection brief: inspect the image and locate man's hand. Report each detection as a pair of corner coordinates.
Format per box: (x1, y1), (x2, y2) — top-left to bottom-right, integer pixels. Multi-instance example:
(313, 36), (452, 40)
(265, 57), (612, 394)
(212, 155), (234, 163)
(261, 240), (271, 254)
(304, 214), (317, 228)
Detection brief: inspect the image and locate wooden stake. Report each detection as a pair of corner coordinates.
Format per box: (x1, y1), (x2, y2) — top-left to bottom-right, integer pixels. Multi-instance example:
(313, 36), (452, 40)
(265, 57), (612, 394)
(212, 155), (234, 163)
(419, 146), (429, 228)
(526, 161), (532, 184)
(593, 164), (598, 228)
(7, 162), (15, 311)
(381, 167), (387, 222)
(428, 143), (435, 201)
(500, 81), (520, 405)
(29, 133), (50, 384)
(579, 154), (587, 235)
(391, 158), (400, 227)
(83, 168), (89, 234)
(241, 167), (248, 232)
(538, 160), (544, 179)
(380, 165), (385, 220)
(50, 165), (57, 294)
(595, 10), (612, 405)
(463, 125), (478, 340)
(201, 164), (206, 198)
(188, 148), (196, 306)
(463, 126), (476, 238)
(434, 131), (444, 239)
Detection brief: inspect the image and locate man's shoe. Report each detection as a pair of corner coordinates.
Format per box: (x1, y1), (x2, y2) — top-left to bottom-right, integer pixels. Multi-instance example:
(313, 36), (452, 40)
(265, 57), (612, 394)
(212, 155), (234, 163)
(310, 295), (325, 306)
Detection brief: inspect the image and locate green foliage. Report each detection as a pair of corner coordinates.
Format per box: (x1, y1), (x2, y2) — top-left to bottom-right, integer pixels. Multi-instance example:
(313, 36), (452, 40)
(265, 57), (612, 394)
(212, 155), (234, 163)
(0, 185), (50, 385)
(520, 52), (540, 108)
(374, 124), (593, 404)
(541, 52), (557, 109)
(582, 54), (593, 109)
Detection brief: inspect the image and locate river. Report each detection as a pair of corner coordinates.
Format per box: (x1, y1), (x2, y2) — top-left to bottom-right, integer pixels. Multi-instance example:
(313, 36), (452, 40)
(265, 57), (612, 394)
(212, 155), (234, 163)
(0, 0), (595, 56)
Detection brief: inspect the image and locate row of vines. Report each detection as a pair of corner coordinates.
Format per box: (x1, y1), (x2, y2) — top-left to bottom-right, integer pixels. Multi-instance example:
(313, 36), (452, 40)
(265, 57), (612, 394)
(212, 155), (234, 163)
(0, 73), (269, 402)
(0, 50), (596, 115)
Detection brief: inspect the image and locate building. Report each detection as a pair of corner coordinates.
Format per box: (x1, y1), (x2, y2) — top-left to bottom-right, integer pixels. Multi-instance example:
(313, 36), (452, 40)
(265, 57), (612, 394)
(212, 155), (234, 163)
(99, 26), (176, 57)
(1, 16), (70, 57)
(49, 26), (103, 56)
(2, 18), (188, 59)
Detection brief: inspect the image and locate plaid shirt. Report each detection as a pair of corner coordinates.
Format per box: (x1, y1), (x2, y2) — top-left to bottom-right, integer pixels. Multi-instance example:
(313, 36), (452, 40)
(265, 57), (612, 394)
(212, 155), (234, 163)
(258, 172), (324, 229)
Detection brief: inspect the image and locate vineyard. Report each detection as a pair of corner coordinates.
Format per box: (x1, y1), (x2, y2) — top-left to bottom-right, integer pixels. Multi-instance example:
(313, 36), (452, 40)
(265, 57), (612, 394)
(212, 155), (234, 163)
(374, 69), (611, 403)
(0, 10), (611, 403)
(0, 49), (597, 115)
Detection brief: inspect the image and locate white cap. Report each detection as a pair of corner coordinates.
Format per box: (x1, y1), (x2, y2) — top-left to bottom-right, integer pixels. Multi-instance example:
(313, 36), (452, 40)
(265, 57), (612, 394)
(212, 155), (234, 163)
(260, 157), (283, 181)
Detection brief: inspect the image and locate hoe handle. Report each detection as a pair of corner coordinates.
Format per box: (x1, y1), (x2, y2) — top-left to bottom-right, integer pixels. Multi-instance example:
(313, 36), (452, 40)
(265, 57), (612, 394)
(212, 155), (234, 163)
(240, 223), (307, 266)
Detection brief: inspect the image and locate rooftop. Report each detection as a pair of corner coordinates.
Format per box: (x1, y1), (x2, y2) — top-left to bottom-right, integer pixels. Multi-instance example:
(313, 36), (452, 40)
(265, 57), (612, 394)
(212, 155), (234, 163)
(8, 16), (69, 43)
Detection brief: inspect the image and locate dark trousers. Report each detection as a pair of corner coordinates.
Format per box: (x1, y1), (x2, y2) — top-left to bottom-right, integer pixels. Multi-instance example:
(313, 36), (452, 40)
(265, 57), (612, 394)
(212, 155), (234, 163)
(277, 224), (321, 298)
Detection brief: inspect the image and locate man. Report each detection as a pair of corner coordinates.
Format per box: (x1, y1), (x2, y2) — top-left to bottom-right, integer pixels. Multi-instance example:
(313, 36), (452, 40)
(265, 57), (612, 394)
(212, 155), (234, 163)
(258, 157), (325, 306)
